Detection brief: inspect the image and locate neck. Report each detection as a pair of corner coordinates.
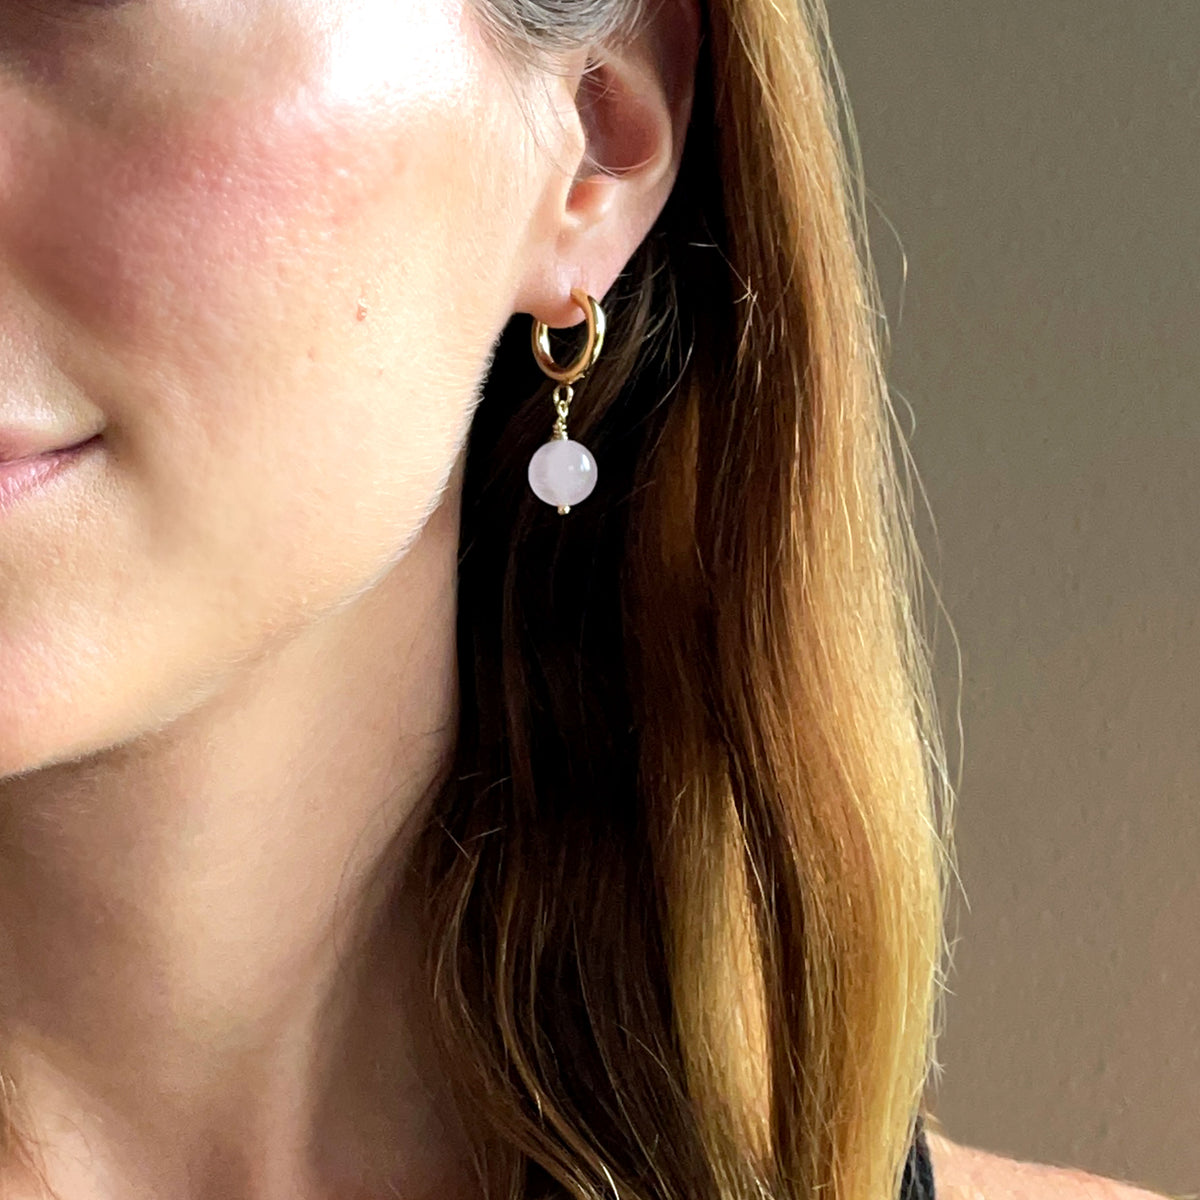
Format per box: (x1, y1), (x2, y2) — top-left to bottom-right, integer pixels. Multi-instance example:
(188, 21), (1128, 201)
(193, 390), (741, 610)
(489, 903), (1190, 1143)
(0, 481), (469, 1200)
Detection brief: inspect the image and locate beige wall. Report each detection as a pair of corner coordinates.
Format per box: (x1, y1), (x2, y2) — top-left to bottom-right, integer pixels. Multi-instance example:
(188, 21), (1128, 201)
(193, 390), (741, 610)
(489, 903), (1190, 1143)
(828, 5), (1199, 1197)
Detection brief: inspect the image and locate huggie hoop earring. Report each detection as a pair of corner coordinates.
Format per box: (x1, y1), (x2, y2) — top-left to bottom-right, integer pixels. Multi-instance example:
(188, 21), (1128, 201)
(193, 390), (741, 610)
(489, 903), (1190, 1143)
(531, 291), (606, 383)
(527, 287), (606, 515)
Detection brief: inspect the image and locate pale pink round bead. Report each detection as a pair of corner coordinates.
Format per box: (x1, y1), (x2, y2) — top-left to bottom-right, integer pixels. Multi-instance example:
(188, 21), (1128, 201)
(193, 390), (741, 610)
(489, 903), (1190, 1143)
(527, 438), (598, 511)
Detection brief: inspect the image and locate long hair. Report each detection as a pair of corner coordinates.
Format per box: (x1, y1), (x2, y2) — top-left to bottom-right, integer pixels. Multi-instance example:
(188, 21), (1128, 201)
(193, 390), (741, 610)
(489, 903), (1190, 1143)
(0, 2), (956, 1198)
(412, 0), (956, 1197)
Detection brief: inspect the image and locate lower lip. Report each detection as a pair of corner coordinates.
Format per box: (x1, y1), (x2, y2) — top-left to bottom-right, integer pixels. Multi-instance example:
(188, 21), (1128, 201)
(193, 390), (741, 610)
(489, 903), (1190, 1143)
(0, 436), (102, 513)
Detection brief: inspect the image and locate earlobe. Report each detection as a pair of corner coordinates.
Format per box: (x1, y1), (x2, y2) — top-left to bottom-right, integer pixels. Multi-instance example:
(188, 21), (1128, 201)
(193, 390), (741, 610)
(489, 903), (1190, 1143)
(513, 0), (700, 327)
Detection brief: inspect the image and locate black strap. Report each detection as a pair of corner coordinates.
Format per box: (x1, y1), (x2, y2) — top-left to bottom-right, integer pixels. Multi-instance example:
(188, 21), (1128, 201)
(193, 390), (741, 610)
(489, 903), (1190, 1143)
(900, 1114), (937, 1200)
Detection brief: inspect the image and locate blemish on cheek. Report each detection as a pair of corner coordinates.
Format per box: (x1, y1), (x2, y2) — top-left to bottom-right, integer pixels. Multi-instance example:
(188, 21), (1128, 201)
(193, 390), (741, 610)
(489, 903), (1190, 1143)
(356, 298), (369, 322)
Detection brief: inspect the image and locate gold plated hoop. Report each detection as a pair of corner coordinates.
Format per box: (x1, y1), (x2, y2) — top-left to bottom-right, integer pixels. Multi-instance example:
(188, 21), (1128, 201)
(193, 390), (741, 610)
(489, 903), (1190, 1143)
(530, 287), (607, 384)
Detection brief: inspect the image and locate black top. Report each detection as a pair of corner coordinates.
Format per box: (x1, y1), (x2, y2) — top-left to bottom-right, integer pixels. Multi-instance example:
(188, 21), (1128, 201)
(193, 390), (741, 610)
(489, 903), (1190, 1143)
(901, 1114), (937, 1200)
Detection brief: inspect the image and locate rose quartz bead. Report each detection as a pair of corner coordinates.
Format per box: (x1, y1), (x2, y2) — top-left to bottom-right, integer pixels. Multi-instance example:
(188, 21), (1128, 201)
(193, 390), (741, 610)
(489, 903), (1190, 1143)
(527, 438), (597, 511)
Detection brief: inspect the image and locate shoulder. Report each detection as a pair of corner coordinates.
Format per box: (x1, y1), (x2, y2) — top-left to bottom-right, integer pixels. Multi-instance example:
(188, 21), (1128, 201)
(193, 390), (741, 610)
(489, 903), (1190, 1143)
(924, 1131), (1172, 1200)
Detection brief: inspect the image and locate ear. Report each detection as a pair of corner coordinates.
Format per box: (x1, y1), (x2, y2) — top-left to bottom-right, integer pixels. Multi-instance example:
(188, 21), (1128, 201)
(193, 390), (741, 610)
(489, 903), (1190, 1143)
(512, 0), (701, 328)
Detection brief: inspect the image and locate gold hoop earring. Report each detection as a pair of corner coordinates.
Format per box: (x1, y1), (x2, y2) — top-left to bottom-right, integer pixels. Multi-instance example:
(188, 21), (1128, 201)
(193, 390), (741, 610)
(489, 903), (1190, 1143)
(527, 287), (606, 515)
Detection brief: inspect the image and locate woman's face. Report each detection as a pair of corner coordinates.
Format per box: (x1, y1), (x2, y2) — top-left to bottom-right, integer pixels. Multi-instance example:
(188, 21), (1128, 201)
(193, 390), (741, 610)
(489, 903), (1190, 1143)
(0, 0), (570, 771)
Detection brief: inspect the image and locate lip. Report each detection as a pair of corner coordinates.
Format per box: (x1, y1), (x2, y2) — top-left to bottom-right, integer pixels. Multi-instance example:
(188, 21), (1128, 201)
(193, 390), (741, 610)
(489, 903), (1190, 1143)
(0, 429), (100, 464)
(0, 434), (102, 514)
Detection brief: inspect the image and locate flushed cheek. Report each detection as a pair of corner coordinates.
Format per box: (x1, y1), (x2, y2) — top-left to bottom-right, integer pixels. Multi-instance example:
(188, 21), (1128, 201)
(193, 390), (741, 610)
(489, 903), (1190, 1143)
(34, 112), (454, 367)
(0, 0), (510, 411)
(6, 109), (370, 352)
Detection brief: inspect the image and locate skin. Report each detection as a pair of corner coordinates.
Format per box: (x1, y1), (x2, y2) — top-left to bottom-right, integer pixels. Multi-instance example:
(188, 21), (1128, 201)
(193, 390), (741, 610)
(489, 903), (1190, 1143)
(926, 1131), (1172, 1200)
(0, 0), (695, 1197)
(0, 2), (1162, 1200)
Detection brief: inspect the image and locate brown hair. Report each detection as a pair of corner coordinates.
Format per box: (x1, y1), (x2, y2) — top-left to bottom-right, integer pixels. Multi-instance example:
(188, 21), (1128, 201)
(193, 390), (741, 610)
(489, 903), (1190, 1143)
(412, 0), (956, 1198)
(0, 2), (955, 1198)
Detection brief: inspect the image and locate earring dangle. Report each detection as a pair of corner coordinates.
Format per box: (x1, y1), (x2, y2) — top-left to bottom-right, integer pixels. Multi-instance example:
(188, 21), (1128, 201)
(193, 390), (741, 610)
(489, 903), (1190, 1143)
(527, 287), (606, 515)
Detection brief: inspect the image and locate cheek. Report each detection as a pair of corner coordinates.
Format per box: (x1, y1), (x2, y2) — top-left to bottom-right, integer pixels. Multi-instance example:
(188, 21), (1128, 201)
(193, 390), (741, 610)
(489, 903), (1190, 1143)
(20, 116), (441, 583)
(8, 111), (382, 354)
(0, 0), (534, 736)
(2, 0), (494, 356)
(1, 0), (524, 566)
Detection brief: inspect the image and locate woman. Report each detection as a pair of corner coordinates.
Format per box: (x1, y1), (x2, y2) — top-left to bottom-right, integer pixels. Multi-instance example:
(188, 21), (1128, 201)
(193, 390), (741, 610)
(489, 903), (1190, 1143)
(0, 1), (1168, 1198)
